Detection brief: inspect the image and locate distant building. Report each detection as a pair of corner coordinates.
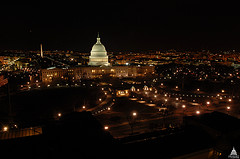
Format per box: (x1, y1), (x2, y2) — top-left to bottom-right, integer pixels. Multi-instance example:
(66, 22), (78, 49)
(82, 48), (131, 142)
(41, 65), (155, 83)
(41, 34), (155, 83)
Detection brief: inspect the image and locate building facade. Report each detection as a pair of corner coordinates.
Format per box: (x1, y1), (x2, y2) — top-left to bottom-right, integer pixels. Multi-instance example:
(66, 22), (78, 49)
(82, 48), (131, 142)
(41, 65), (155, 83)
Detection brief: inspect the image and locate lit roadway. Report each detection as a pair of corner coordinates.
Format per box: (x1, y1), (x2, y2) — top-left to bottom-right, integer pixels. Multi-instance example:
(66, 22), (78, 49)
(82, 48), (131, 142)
(0, 58), (20, 71)
(96, 86), (240, 138)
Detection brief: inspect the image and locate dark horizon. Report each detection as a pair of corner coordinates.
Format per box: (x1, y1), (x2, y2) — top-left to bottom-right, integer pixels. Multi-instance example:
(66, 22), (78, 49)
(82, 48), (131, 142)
(0, 3), (240, 52)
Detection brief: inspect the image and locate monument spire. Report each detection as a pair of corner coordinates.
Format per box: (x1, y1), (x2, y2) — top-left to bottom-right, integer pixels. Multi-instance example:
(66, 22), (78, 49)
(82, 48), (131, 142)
(40, 44), (43, 58)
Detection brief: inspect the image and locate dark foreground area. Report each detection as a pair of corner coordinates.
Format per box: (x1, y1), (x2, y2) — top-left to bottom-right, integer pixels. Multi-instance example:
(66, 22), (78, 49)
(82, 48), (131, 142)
(1, 111), (240, 159)
(0, 87), (102, 124)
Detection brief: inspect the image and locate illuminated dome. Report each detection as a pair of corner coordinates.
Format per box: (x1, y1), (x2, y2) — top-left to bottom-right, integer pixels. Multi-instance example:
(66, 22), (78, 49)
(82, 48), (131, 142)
(89, 33), (110, 66)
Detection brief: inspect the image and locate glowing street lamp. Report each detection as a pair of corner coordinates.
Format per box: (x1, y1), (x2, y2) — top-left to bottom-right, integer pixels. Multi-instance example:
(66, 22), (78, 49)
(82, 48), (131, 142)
(206, 101), (210, 105)
(82, 106), (86, 109)
(227, 106), (231, 114)
(3, 126), (8, 132)
(196, 110), (200, 115)
(58, 113), (62, 117)
(228, 99), (232, 102)
(182, 105), (186, 109)
(222, 90), (225, 93)
(133, 112), (137, 117)
(104, 126), (109, 130)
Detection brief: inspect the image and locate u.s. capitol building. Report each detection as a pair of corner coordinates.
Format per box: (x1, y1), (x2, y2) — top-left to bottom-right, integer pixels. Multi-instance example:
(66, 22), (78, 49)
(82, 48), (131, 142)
(41, 34), (155, 83)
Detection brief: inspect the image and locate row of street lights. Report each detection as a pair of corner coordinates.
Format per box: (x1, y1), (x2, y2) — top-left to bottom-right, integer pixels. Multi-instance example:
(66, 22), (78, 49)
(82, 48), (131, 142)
(104, 112), (137, 133)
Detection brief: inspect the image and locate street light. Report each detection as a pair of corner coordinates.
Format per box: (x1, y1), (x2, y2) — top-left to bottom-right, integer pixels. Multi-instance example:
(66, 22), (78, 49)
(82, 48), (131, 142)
(3, 126), (8, 132)
(227, 106), (231, 115)
(58, 113), (62, 117)
(182, 105), (186, 109)
(196, 111), (200, 115)
(133, 112), (137, 117)
(104, 126), (109, 130)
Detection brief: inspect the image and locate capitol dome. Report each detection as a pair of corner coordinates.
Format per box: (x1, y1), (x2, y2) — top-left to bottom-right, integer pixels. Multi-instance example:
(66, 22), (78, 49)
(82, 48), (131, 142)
(91, 37), (107, 56)
(88, 33), (110, 66)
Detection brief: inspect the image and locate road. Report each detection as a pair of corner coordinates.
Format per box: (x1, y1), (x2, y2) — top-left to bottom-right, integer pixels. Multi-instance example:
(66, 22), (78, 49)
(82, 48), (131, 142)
(96, 86), (240, 138)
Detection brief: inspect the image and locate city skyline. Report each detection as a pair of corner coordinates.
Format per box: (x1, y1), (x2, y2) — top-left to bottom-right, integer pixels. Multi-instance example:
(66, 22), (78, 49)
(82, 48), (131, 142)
(0, 3), (240, 51)
(1, 4), (240, 157)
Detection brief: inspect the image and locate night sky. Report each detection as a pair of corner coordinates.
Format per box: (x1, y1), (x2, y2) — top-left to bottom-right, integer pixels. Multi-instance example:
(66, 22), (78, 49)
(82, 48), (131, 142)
(0, 2), (240, 52)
